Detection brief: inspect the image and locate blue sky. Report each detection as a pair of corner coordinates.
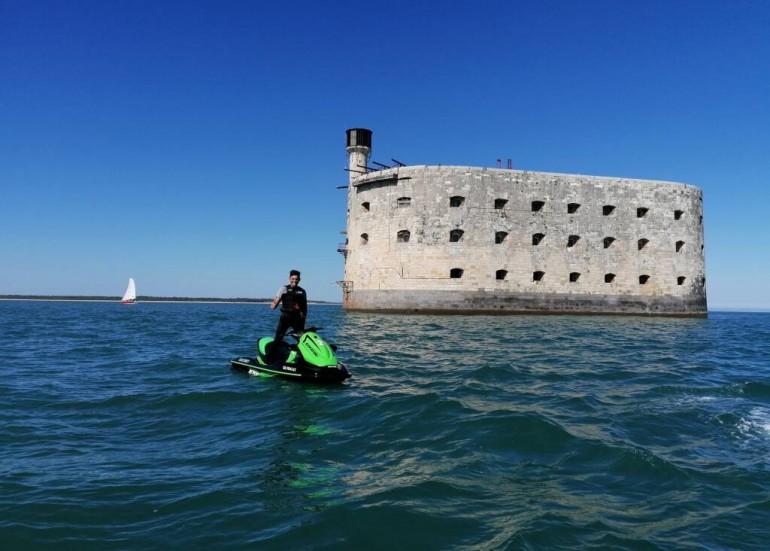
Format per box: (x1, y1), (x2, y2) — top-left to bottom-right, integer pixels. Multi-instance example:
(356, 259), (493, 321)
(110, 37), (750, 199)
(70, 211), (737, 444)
(2, 0), (768, 309)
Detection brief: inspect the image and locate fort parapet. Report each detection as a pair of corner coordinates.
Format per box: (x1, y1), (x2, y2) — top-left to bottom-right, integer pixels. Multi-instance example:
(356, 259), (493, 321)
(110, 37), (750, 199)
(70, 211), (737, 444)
(339, 129), (707, 317)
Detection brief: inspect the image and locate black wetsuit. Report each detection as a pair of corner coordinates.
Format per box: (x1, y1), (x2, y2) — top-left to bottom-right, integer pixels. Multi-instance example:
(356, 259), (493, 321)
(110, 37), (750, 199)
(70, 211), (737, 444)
(270, 285), (307, 358)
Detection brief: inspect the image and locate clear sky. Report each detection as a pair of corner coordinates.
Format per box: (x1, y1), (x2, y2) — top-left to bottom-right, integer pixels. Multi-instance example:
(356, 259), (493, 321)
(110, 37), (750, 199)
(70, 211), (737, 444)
(2, 0), (768, 308)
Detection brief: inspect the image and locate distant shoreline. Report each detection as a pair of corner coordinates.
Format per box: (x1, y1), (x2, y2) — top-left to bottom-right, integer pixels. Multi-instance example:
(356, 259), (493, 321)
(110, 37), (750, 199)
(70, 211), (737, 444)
(0, 295), (339, 305)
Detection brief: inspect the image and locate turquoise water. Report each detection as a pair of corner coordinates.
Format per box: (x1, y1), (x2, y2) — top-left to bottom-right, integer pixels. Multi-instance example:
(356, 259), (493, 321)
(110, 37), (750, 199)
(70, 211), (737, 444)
(1, 301), (769, 550)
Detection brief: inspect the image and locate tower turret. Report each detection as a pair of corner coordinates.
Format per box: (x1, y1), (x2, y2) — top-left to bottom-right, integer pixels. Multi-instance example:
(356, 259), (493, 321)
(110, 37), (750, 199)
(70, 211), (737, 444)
(346, 128), (372, 183)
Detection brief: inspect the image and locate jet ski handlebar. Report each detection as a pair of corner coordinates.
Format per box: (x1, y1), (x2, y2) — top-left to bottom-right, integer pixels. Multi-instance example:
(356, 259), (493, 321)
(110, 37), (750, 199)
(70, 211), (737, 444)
(286, 326), (322, 339)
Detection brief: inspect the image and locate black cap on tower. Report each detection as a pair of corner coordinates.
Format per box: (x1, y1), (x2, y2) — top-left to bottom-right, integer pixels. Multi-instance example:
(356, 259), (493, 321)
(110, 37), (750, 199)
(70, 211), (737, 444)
(346, 128), (372, 149)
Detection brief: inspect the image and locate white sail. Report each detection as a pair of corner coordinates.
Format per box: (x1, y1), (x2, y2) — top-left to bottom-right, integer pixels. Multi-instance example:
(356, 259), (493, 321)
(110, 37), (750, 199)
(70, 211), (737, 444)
(121, 278), (137, 303)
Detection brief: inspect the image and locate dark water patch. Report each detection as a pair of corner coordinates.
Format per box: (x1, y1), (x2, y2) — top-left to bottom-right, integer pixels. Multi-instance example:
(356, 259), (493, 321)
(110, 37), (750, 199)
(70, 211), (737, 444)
(742, 380), (770, 399)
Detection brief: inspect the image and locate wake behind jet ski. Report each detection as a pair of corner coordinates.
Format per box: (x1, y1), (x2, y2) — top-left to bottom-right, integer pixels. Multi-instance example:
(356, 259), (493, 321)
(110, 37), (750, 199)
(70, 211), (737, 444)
(230, 327), (351, 384)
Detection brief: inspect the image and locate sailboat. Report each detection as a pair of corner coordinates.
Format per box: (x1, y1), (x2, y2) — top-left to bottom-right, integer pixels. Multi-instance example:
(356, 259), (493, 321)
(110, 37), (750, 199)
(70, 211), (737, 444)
(121, 278), (137, 304)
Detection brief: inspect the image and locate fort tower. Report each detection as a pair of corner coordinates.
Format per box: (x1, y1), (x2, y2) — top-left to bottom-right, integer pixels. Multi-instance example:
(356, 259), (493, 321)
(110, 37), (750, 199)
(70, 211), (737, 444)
(346, 128), (372, 184)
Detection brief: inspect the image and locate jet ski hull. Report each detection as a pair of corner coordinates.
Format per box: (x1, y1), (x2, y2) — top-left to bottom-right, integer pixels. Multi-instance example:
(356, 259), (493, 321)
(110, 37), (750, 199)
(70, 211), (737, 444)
(230, 356), (351, 384)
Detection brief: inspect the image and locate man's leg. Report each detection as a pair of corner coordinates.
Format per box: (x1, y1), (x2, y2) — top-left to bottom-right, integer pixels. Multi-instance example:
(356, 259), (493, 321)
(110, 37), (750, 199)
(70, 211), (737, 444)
(267, 315), (290, 363)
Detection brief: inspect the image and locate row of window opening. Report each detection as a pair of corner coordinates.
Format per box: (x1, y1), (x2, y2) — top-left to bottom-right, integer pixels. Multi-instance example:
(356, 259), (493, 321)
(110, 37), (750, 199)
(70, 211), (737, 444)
(450, 269), (687, 285)
(373, 198), (685, 220)
(372, 231), (686, 251)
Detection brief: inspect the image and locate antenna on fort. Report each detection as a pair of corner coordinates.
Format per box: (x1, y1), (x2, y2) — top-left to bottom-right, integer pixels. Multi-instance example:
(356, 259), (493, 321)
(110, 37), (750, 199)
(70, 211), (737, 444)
(391, 158), (406, 167)
(372, 161), (391, 169)
(497, 159), (502, 168)
(507, 159), (513, 169)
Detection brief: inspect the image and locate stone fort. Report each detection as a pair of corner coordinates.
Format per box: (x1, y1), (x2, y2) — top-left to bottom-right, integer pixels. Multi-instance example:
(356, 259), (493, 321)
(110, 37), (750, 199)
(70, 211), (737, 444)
(339, 128), (707, 317)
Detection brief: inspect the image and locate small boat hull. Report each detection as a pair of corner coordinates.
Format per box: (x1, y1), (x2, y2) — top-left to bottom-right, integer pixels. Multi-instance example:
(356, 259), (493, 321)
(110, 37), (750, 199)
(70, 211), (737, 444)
(230, 356), (351, 384)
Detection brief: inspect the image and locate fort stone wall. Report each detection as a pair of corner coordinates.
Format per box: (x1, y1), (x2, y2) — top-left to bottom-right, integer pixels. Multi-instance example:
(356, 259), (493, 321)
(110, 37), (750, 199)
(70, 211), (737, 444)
(339, 132), (707, 317)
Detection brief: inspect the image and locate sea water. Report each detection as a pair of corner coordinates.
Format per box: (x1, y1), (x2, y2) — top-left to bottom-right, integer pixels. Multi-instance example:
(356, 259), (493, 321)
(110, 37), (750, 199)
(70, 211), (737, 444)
(1, 300), (769, 550)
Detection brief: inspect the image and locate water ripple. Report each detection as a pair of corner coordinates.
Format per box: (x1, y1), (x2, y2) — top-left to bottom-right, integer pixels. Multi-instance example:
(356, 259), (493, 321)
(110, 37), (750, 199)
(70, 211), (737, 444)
(2, 302), (770, 549)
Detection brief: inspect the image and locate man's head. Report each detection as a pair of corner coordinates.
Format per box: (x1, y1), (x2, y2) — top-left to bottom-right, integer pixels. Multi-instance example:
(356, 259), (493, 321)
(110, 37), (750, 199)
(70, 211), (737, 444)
(289, 269), (301, 286)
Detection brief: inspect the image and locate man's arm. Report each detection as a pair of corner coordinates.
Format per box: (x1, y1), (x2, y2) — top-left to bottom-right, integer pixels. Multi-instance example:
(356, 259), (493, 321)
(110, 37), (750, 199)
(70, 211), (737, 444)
(270, 287), (284, 310)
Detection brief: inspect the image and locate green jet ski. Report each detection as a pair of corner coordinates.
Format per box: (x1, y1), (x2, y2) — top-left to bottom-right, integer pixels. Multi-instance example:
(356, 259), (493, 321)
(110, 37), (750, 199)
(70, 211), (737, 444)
(230, 327), (351, 384)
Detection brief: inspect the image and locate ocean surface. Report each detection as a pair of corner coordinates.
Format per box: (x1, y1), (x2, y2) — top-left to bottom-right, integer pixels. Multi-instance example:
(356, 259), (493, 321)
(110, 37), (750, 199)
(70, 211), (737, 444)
(1, 301), (769, 550)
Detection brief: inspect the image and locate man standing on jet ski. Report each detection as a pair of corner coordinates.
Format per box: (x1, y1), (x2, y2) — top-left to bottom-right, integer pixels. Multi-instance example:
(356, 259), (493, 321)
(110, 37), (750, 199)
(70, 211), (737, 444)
(267, 269), (307, 361)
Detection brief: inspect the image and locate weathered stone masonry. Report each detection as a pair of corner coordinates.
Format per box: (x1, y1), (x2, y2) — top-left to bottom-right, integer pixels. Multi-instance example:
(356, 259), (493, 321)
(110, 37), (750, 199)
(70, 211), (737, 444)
(339, 129), (707, 317)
